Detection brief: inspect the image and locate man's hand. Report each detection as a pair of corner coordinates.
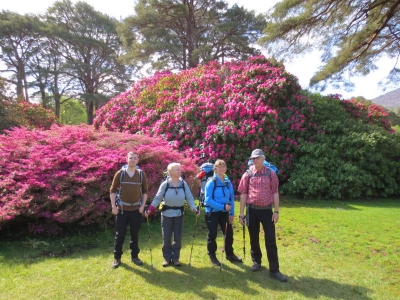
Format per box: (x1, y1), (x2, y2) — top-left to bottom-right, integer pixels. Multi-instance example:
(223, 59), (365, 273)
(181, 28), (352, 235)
(272, 212), (279, 224)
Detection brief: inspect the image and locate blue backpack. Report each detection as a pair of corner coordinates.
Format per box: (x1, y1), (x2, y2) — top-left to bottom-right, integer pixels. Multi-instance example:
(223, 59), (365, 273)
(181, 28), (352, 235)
(198, 162), (214, 207)
(248, 159), (279, 174)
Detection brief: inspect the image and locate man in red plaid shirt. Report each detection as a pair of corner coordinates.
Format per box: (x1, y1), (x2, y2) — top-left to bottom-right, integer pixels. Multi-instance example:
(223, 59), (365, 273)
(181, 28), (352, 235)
(238, 149), (287, 282)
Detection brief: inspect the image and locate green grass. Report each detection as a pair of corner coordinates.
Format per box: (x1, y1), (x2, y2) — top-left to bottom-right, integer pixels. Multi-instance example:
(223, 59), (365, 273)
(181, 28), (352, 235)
(1, 197), (399, 299)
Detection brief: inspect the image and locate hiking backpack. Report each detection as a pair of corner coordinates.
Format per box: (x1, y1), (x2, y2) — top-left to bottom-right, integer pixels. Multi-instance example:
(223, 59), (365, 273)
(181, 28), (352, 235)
(116, 164), (143, 213)
(248, 159), (279, 174)
(196, 162), (214, 207)
(158, 176), (188, 213)
(208, 176), (231, 199)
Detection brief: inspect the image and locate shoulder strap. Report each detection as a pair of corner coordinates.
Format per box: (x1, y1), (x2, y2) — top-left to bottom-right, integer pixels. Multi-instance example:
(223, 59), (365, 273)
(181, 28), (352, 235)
(212, 177), (217, 199)
(163, 179), (170, 197)
(246, 167), (271, 194)
(246, 169), (252, 194)
(181, 179), (187, 199)
(212, 177), (230, 199)
(118, 167), (126, 195)
(163, 178), (187, 198)
(138, 169), (143, 199)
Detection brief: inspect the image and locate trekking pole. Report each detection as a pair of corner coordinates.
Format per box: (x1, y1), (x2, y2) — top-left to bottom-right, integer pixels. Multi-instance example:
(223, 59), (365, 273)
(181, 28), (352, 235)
(220, 221), (228, 273)
(146, 216), (154, 269)
(243, 221), (246, 259)
(189, 212), (199, 266)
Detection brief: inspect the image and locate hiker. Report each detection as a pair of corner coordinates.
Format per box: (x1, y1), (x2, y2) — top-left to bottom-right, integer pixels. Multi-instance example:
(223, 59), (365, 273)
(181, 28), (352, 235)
(145, 162), (200, 267)
(110, 151), (148, 268)
(196, 162), (214, 207)
(238, 149), (287, 282)
(204, 159), (242, 266)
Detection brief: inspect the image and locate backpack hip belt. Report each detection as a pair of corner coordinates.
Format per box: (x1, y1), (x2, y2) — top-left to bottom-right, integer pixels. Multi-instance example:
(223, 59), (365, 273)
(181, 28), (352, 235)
(119, 200), (142, 207)
(118, 199), (142, 214)
(161, 205), (184, 213)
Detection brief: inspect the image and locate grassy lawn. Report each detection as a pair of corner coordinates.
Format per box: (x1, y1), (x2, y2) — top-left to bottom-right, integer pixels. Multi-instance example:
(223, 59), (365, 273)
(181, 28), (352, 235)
(1, 197), (399, 300)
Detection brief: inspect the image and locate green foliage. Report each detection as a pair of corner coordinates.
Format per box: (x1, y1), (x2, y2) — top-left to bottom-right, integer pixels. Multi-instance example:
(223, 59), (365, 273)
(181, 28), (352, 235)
(118, 0), (266, 70)
(44, 0), (131, 124)
(282, 93), (400, 199)
(0, 11), (42, 100)
(259, 0), (400, 89)
(0, 95), (57, 133)
(59, 99), (87, 125)
(388, 110), (400, 127)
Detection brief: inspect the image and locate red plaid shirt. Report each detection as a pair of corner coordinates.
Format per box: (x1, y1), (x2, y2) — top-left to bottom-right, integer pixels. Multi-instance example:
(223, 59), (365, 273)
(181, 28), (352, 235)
(237, 165), (279, 206)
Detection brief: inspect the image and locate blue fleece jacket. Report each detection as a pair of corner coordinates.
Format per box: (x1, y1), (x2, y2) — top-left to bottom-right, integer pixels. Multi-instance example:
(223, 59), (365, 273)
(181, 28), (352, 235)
(204, 174), (234, 216)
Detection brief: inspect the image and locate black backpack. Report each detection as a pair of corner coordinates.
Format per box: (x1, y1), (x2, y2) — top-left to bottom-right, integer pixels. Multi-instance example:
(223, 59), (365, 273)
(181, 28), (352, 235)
(158, 177), (187, 213)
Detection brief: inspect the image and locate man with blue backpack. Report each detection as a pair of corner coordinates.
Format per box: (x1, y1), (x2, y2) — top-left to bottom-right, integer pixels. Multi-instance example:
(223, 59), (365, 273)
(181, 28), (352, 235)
(238, 149), (287, 282)
(110, 151), (148, 269)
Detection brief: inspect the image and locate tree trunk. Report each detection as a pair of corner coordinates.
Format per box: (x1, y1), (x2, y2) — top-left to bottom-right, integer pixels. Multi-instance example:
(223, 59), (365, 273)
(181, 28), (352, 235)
(186, 0), (197, 69)
(86, 100), (94, 125)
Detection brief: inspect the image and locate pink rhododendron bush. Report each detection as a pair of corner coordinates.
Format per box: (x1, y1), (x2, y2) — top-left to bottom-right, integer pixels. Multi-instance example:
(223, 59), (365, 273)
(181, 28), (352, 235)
(0, 125), (198, 236)
(94, 56), (316, 186)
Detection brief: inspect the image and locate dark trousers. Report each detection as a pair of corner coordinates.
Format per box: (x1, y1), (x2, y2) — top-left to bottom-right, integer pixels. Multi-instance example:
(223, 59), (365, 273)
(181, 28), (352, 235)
(247, 207), (280, 273)
(161, 215), (184, 261)
(114, 210), (142, 259)
(205, 211), (234, 256)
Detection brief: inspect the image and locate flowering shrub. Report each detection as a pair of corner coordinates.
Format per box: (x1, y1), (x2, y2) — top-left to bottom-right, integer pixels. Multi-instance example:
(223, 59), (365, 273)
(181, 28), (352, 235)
(0, 99), (58, 133)
(94, 56), (317, 186)
(18, 101), (58, 129)
(330, 95), (392, 132)
(0, 125), (198, 236)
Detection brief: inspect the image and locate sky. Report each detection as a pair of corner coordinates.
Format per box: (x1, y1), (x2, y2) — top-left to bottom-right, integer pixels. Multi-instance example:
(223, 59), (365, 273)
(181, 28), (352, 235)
(1, 0), (399, 99)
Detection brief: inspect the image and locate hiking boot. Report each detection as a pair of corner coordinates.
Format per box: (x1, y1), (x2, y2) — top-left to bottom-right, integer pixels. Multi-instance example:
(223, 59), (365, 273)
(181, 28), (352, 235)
(112, 259), (121, 269)
(209, 254), (221, 266)
(270, 271), (288, 282)
(226, 254), (242, 263)
(172, 259), (181, 267)
(162, 260), (171, 267)
(131, 257), (143, 266)
(251, 262), (261, 272)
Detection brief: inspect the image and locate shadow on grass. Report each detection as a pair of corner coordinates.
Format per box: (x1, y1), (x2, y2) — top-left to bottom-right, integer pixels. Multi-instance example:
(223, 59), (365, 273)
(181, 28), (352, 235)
(268, 275), (372, 299)
(115, 260), (372, 299)
(118, 261), (258, 299)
